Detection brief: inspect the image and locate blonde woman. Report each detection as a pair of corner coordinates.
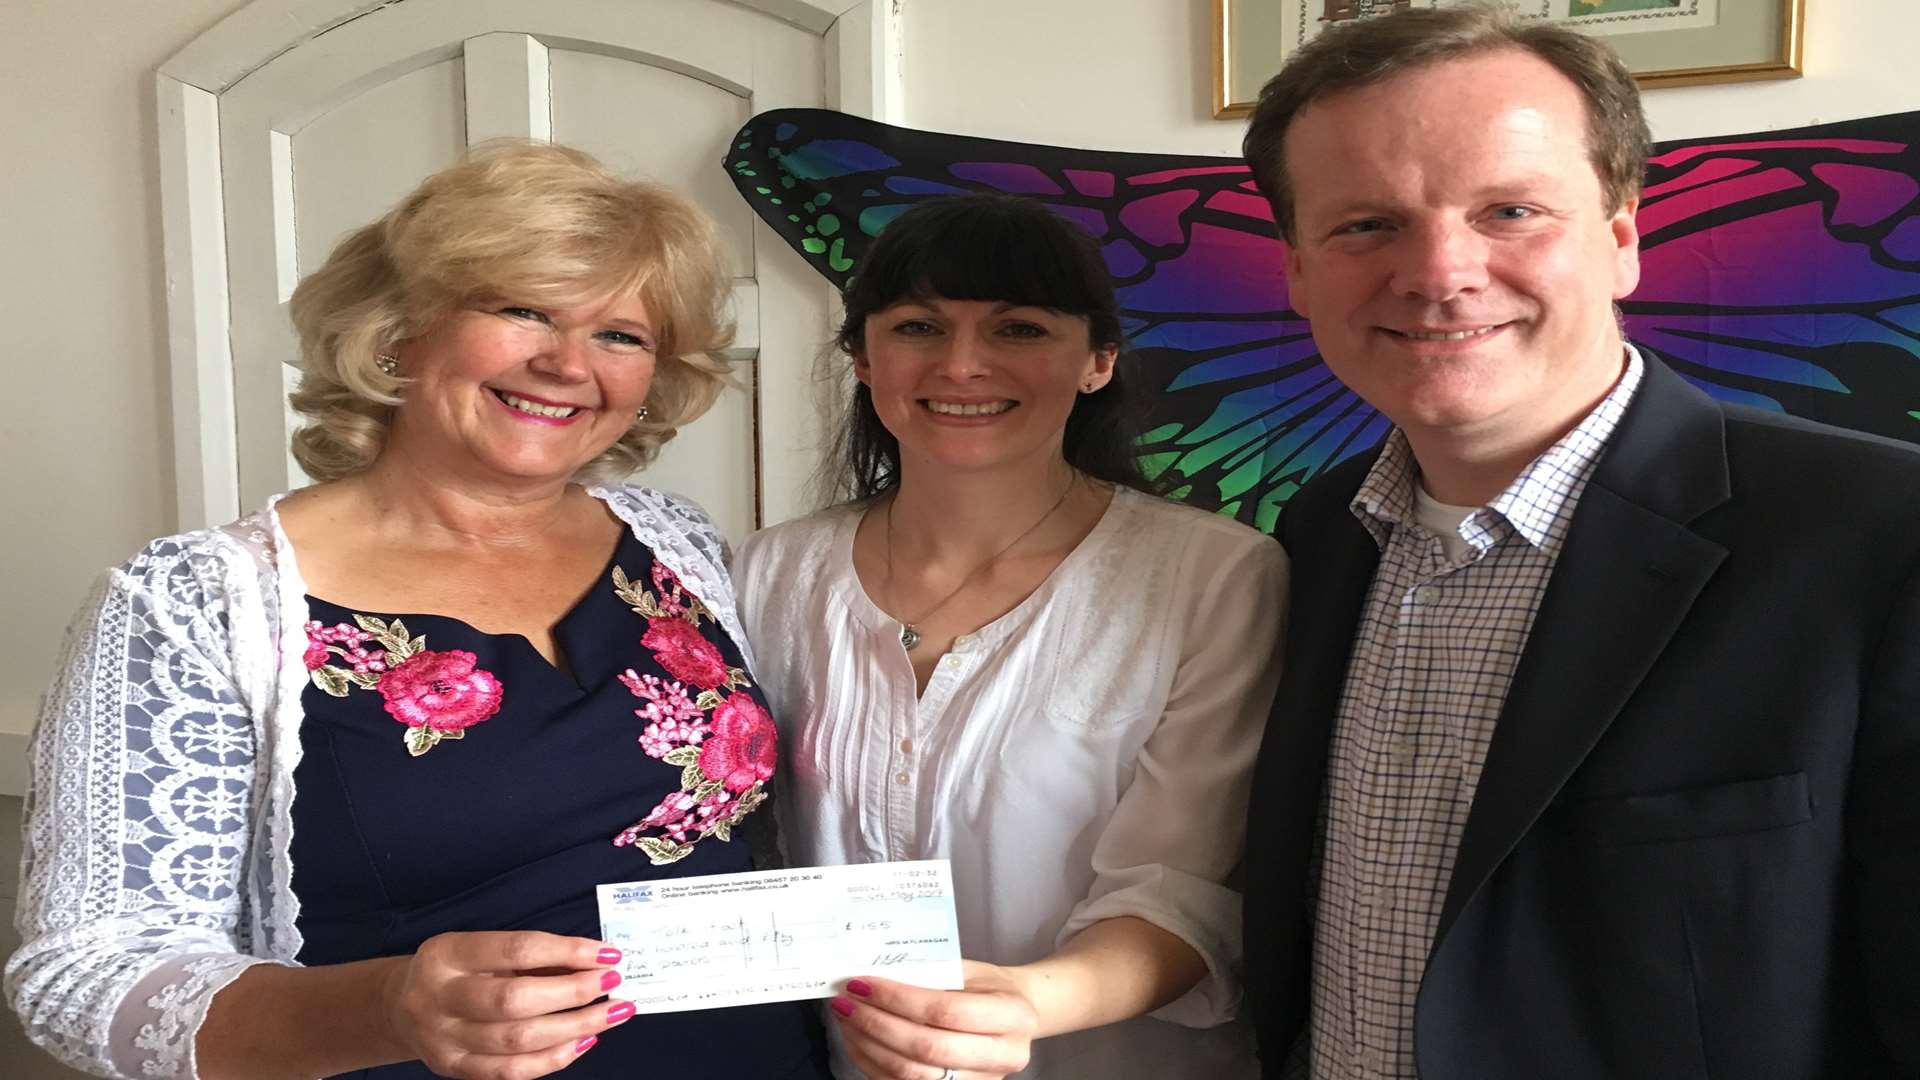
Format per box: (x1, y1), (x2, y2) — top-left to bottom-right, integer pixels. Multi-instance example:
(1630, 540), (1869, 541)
(8, 143), (829, 1080)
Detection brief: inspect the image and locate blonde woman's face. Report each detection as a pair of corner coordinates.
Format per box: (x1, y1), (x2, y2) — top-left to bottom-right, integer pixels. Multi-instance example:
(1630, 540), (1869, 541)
(385, 293), (659, 487)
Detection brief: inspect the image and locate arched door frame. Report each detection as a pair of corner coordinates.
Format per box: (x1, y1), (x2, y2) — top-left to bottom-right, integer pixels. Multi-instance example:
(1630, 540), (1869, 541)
(156, 0), (900, 528)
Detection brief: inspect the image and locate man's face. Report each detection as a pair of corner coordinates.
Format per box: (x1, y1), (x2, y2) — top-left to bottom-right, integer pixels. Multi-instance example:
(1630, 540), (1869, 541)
(1282, 48), (1641, 460)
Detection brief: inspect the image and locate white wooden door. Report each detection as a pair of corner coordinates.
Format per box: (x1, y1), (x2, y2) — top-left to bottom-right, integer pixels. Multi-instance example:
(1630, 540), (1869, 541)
(159, 0), (899, 543)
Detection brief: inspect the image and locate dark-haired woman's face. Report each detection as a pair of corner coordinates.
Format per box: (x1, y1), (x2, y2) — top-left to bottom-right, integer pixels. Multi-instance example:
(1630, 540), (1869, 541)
(855, 297), (1115, 478)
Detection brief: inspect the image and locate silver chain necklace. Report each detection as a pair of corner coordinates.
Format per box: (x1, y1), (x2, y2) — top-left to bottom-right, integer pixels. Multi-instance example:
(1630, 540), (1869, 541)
(883, 475), (1077, 651)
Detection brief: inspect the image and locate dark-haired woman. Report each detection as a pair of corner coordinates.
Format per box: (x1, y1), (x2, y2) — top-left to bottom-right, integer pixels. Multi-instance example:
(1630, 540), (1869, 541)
(735, 194), (1285, 1079)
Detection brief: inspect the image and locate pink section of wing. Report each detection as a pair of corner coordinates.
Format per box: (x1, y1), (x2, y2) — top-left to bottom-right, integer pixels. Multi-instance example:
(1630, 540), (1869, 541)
(1126, 164), (1251, 186)
(1206, 189), (1276, 222)
(1812, 163), (1920, 227)
(1637, 167), (1803, 237)
(1650, 138), (1904, 169)
(1642, 157), (1760, 200)
(1065, 169), (1115, 197)
(1120, 189), (1201, 247)
(1639, 200), (1920, 305)
(1127, 221), (1288, 314)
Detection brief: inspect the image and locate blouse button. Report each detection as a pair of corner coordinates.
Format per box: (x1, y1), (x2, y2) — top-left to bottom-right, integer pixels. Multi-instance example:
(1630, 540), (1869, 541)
(894, 771), (910, 784)
(941, 655), (962, 669)
(953, 634), (973, 648)
(899, 738), (914, 754)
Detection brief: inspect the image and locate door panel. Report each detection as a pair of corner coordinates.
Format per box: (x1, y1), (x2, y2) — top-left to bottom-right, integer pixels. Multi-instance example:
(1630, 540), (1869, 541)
(292, 59), (468, 278)
(549, 49), (754, 275)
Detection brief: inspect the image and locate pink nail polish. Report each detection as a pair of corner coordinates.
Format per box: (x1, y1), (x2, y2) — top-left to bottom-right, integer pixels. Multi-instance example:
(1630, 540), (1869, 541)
(595, 948), (623, 965)
(575, 1036), (598, 1054)
(606, 1001), (635, 1024)
(601, 969), (623, 991)
(846, 978), (873, 997)
(830, 996), (856, 1018)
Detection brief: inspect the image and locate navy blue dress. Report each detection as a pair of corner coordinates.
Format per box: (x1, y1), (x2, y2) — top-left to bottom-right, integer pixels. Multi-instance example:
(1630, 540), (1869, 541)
(290, 528), (828, 1079)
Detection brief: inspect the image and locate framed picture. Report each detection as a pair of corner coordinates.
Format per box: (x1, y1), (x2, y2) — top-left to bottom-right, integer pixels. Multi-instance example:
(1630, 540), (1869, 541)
(1214, 0), (1806, 119)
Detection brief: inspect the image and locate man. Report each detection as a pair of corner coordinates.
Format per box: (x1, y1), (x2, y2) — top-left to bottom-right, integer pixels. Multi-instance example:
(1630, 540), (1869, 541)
(1238, 6), (1920, 1078)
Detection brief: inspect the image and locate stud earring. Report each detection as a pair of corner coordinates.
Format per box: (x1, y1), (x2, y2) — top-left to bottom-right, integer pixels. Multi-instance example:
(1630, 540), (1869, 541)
(636, 404), (651, 421)
(375, 353), (400, 377)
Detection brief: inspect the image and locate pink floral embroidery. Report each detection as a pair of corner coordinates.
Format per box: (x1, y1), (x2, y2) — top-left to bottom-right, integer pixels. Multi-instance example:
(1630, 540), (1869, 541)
(378, 649), (504, 731)
(621, 786), (741, 847)
(304, 621), (389, 673)
(619, 670), (707, 757)
(608, 562), (768, 865)
(641, 617), (729, 689)
(304, 615), (502, 757)
(650, 561), (692, 617)
(700, 694), (777, 793)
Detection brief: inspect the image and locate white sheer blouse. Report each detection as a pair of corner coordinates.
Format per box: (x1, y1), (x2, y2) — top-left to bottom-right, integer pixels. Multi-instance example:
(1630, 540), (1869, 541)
(735, 486), (1287, 1078)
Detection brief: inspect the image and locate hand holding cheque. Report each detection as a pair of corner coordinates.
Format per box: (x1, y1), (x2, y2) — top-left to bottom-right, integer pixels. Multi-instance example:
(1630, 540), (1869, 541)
(595, 860), (964, 1012)
(597, 860), (1050, 1078)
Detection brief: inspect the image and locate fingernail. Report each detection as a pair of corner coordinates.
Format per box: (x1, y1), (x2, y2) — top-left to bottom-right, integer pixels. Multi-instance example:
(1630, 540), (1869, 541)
(595, 948), (623, 965)
(846, 978), (873, 997)
(606, 1001), (635, 1024)
(601, 969), (623, 991)
(574, 1036), (598, 1054)
(829, 996), (856, 1018)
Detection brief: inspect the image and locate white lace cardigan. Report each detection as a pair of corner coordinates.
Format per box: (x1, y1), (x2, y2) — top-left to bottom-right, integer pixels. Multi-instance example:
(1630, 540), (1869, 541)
(5, 486), (751, 1080)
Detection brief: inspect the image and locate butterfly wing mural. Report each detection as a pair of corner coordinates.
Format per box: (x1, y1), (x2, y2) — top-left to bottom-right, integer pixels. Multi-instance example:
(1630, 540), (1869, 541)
(726, 108), (1920, 532)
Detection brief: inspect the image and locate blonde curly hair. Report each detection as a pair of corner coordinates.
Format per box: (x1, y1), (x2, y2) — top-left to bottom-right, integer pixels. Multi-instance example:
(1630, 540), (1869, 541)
(287, 140), (734, 482)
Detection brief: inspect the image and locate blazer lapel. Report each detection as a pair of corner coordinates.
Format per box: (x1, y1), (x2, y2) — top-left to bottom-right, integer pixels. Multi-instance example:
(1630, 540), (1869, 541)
(1435, 358), (1734, 941)
(1264, 458), (1385, 904)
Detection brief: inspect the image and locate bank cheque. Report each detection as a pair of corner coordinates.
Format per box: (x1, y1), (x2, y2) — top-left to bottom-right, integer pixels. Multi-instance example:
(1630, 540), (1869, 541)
(596, 859), (964, 1014)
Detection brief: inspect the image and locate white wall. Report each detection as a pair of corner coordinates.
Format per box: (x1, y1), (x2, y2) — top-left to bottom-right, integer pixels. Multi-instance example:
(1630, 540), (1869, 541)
(4, 0), (1920, 795)
(899, 0), (1920, 157)
(0, 0), (249, 797)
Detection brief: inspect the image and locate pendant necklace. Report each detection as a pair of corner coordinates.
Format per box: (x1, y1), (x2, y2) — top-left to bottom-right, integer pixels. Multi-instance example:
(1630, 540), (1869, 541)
(884, 475), (1077, 651)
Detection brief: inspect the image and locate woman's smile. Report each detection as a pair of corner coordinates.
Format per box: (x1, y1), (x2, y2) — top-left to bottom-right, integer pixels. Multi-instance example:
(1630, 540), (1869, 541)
(921, 397), (1017, 420)
(489, 387), (589, 425)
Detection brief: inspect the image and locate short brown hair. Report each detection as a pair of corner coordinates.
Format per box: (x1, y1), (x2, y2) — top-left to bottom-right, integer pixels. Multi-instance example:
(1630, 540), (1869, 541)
(288, 140), (734, 482)
(1242, 2), (1650, 244)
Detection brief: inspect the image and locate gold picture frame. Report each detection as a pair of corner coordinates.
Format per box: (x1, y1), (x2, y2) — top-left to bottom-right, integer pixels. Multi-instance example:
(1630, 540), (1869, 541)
(1214, 0), (1806, 120)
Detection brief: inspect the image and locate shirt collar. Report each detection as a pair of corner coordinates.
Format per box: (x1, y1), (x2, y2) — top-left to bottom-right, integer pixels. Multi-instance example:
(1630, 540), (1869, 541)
(1348, 344), (1646, 555)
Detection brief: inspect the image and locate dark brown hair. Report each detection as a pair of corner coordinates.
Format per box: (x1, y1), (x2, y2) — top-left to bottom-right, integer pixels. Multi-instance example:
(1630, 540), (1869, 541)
(826, 193), (1156, 502)
(1242, 2), (1650, 243)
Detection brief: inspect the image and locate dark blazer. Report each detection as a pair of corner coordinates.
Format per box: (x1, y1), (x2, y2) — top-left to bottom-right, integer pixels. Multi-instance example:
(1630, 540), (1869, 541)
(1243, 356), (1920, 1079)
